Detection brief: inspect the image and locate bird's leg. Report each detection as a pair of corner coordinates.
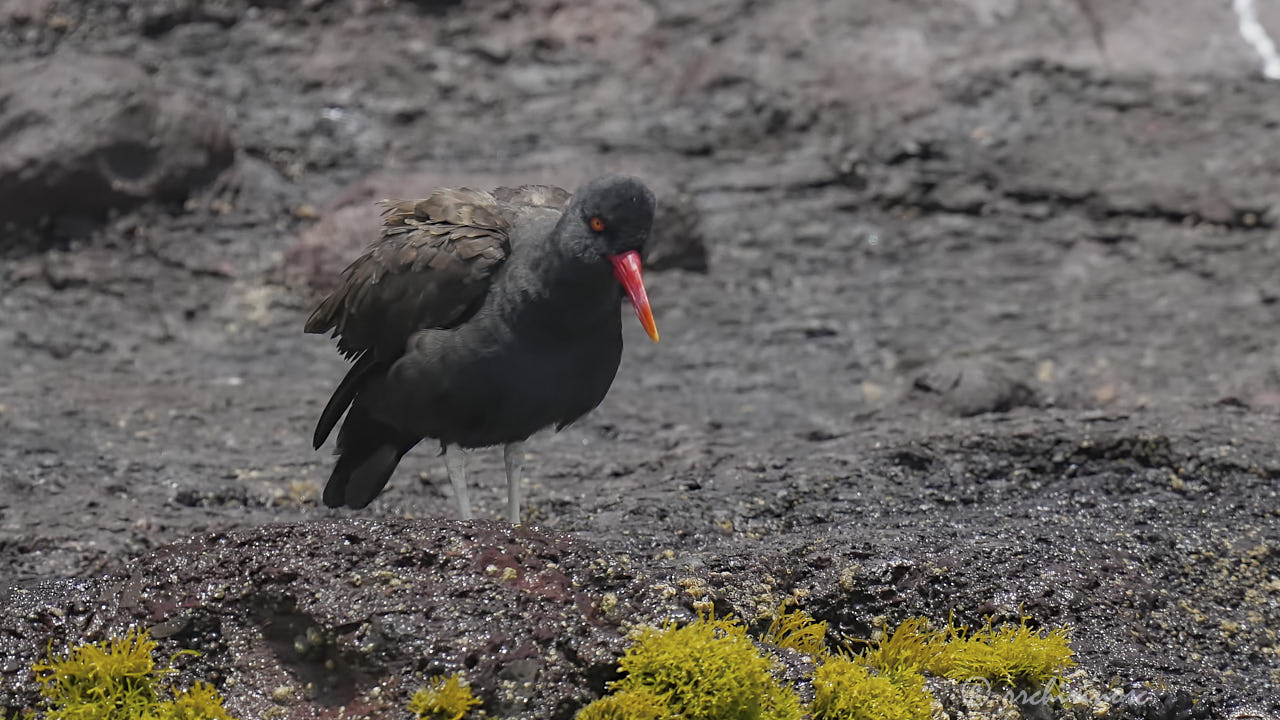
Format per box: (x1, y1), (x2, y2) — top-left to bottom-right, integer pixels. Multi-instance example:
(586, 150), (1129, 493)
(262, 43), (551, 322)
(504, 441), (524, 524)
(444, 445), (473, 520)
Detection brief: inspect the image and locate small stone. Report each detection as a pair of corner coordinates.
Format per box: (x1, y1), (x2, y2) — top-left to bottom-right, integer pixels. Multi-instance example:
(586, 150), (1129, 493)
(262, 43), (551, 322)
(1036, 360), (1055, 383)
(911, 358), (1037, 417)
(1094, 383), (1118, 405)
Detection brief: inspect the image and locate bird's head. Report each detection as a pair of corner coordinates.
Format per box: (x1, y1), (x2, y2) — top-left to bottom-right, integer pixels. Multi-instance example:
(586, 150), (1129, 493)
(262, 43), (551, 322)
(569, 174), (660, 342)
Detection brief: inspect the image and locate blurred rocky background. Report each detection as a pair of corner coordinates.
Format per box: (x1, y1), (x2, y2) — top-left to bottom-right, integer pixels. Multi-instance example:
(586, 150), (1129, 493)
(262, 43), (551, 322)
(2, 1), (1279, 718)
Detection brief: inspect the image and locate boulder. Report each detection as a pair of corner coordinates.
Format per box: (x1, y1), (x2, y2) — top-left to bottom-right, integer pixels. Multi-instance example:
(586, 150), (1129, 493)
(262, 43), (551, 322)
(0, 52), (235, 241)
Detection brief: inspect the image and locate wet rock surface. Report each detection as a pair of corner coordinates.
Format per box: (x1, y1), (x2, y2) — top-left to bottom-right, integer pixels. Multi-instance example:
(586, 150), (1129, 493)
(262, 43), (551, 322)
(1, 519), (669, 719)
(3, 0), (1280, 718)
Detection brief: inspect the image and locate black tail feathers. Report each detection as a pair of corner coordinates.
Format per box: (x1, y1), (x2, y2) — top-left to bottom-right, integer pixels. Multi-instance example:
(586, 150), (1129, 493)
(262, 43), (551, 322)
(314, 354), (380, 450)
(321, 404), (417, 509)
(323, 443), (405, 509)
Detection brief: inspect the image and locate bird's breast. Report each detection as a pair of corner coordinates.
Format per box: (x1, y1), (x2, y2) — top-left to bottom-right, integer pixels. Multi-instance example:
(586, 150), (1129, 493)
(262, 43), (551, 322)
(490, 322), (623, 415)
(401, 316), (623, 447)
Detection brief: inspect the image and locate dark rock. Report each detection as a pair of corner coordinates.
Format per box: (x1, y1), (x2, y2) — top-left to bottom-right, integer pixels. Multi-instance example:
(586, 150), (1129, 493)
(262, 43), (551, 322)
(0, 519), (677, 720)
(643, 178), (708, 273)
(0, 0), (54, 24)
(136, 0), (240, 36)
(847, 63), (1280, 228)
(0, 52), (234, 242)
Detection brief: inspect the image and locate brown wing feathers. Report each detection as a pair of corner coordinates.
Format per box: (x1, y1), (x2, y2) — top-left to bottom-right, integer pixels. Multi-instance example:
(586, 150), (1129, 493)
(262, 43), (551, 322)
(492, 184), (572, 210)
(304, 183), (571, 357)
(303, 187), (514, 356)
(305, 185), (537, 450)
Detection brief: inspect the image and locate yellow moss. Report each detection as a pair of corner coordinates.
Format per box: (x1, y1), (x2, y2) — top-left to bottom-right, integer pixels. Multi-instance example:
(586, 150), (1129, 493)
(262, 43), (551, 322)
(408, 674), (481, 720)
(31, 628), (237, 720)
(761, 608), (829, 658)
(33, 628), (159, 712)
(600, 614), (803, 720)
(855, 618), (942, 681)
(573, 688), (668, 720)
(162, 683), (238, 720)
(929, 618), (1075, 687)
(815, 614), (1073, 716)
(811, 655), (933, 720)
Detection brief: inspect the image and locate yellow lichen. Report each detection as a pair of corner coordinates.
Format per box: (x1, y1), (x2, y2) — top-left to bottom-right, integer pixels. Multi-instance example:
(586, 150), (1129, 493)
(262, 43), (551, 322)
(573, 688), (668, 720)
(31, 628), (237, 720)
(579, 608), (1075, 720)
(929, 617), (1075, 687)
(811, 655), (933, 720)
(761, 608), (829, 658)
(408, 673), (482, 720)
(855, 617), (941, 681)
(796, 610), (1073, 716)
(163, 682), (239, 720)
(850, 614), (1074, 690)
(578, 614), (803, 720)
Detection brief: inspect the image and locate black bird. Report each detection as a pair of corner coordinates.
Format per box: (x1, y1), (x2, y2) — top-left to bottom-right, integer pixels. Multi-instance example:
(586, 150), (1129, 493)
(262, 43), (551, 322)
(305, 174), (659, 522)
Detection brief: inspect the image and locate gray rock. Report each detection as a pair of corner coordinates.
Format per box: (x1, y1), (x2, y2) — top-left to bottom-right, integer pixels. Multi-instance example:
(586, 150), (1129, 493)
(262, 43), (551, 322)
(0, 0), (55, 24)
(0, 52), (234, 241)
(912, 357), (1038, 417)
(643, 178), (708, 273)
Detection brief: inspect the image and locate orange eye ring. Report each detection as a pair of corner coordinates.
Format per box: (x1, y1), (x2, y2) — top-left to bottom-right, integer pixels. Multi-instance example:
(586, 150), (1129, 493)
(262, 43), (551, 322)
(589, 216), (605, 232)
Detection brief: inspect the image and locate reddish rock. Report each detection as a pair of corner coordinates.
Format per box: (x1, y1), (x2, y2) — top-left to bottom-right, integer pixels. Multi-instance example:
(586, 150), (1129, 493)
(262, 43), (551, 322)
(0, 52), (235, 239)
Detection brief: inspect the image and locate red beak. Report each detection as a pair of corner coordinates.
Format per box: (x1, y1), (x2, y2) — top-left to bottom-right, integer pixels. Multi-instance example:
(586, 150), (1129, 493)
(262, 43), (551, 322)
(609, 251), (659, 343)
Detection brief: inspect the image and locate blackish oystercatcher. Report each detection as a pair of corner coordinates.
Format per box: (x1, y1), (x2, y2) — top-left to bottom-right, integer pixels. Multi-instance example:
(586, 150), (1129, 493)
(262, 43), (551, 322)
(306, 175), (659, 522)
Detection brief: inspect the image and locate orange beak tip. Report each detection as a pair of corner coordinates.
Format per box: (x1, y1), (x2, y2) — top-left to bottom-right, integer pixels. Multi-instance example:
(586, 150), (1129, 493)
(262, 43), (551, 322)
(643, 315), (660, 343)
(610, 250), (660, 344)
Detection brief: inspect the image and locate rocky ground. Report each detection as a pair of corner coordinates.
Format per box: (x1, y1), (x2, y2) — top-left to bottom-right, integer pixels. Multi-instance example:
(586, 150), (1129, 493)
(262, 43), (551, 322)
(2, 0), (1279, 718)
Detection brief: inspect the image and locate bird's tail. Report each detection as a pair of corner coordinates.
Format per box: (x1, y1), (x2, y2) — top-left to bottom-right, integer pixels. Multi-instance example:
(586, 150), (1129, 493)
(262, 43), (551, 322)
(323, 404), (418, 509)
(314, 353), (380, 450)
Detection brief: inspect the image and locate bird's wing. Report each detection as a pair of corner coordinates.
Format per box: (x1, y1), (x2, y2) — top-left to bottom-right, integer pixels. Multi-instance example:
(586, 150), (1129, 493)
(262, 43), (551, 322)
(303, 187), (516, 362)
(492, 184), (573, 211)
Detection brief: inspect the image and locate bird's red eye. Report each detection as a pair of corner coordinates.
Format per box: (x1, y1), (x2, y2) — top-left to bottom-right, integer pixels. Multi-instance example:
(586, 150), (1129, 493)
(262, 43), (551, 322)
(589, 217), (605, 232)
